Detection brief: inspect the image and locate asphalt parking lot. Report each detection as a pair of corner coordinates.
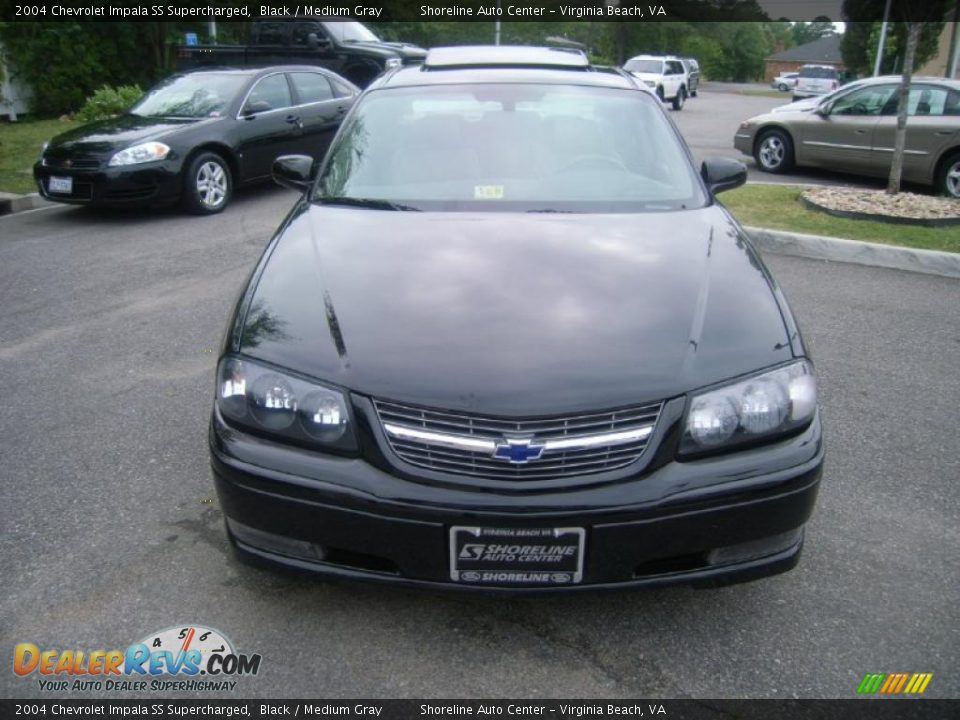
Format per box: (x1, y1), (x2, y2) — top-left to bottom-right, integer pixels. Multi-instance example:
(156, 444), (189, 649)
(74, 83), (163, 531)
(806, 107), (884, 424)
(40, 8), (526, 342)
(1, 183), (957, 700)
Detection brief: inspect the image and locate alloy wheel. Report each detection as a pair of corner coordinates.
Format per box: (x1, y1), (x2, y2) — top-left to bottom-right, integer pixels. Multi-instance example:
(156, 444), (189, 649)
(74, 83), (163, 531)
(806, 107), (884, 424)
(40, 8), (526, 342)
(196, 161), (228, 209)
(946, 160), (960, 198)
(759, 136), (785, 170)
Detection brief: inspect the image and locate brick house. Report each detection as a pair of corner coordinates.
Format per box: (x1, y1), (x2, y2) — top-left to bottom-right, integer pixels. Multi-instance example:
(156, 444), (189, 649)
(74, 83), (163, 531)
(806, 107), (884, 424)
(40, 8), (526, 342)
(764, 35), (845, 82)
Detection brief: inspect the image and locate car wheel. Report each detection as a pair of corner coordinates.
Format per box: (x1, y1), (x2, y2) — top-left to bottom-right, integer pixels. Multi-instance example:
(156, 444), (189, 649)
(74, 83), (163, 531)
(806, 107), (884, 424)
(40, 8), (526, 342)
(778, 83), (789, 92)
(755, 129), (794, 173)
(672, 86), (686, 111)
(690, 86), (698, 97)
(937, 152), (960, 198)
(656, 86), (665, 103)
(183, 152), (232, 215)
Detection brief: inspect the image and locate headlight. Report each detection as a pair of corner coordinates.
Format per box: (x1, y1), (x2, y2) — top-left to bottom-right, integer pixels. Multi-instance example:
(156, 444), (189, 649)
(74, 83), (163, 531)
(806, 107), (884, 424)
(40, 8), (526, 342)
(385, 57), (402, 70)
(108, 141), (170, 167)
(644, 80), (656, 88)
(216, 356), (357, 453)
(680, 360), (817, 456)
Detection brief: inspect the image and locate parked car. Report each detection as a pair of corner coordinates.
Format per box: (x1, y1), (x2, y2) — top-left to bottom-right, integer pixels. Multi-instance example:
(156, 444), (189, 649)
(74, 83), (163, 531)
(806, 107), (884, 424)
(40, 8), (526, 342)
(735, 76), (960, 196)
(177, 18), (426, 88)
(623, 54), (690, 110)
(210, 46), (823, 592)
(771, 72), (799, 92)
(792, 64), (841, 100)
(34, 66), (359, 213)
(771, 77), (870, 114)
(682, 57), (700, 97)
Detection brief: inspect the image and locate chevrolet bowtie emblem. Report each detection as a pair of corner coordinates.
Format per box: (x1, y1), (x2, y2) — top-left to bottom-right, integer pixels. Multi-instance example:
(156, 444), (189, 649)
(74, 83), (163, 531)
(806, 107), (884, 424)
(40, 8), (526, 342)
(492, 438), (546, 464)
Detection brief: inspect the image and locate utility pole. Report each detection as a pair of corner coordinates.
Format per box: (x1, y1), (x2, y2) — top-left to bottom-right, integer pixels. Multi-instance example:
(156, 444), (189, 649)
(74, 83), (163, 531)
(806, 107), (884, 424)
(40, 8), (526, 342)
(873, 0), (893, 76)
(947, 0), (959, 78)
(209, 21), (218, 43)
(494, 0), (501, 45)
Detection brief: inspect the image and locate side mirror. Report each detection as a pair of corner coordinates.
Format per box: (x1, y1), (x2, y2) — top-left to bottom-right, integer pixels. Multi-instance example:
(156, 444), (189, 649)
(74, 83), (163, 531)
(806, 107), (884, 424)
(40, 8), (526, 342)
(815, 101), (831, 117)
(701, 158), (747, 195)
(273, 154), (316, 192)
(242, 100), (272, 117)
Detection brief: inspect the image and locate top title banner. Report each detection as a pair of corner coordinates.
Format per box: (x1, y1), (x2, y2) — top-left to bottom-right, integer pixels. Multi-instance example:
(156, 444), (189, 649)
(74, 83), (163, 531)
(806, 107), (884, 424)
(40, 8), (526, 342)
(2, 0), (951, 23)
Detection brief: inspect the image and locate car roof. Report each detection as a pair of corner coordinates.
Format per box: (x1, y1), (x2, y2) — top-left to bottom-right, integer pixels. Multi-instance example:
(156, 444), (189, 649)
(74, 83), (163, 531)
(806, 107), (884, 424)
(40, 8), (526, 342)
(374, 46), (646, 93)
(181, 65), (342, 77)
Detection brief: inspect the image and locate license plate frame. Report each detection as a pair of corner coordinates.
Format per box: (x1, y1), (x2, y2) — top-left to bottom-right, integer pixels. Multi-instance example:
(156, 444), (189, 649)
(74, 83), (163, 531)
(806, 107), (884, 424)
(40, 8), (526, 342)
(449, 526), (585, 586)
(48, 176), (73, 194)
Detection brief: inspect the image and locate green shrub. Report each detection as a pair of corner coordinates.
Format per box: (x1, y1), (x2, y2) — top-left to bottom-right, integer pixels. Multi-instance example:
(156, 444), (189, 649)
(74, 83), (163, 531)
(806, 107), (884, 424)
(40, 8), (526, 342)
(75, 85), (143, 122)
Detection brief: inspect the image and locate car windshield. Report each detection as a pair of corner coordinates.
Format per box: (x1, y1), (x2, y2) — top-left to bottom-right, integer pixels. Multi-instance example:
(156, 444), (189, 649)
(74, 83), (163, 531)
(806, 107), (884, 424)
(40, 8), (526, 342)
(130, 74), (248, 118)
(315, 83), (706, 212)
(800, 67), (838, 79)
(625, 59), (662, 74)
(323, 21), (380, 43)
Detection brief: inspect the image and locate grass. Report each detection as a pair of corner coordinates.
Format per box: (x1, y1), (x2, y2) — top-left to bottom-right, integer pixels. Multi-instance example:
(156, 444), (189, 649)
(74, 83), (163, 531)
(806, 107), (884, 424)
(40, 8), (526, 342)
(722, 184), (959, 254)
(737, 88), (790, 99)
(0, 118), (81, 195)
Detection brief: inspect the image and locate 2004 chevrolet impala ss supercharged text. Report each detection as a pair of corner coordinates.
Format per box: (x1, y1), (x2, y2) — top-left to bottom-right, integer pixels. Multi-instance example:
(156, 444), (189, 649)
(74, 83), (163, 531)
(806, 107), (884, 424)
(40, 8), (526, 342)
(209, 47), (824, 591)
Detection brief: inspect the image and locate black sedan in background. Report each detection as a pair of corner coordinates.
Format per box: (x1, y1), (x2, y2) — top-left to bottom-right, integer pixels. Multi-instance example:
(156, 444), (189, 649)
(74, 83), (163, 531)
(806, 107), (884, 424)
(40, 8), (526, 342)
(210, 47), (824, 592)
(35, 66), (358, 213)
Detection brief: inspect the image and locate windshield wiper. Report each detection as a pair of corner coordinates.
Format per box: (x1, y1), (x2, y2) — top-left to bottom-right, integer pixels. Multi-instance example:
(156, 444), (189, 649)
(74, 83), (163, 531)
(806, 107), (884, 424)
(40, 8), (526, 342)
(318, 197), (421, 211)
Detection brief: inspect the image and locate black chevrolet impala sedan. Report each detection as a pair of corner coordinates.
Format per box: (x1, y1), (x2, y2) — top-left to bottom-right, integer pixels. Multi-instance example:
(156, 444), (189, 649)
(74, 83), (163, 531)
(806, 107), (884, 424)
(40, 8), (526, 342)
(210, 47), (824, 591)
(34, 66), (358, 213)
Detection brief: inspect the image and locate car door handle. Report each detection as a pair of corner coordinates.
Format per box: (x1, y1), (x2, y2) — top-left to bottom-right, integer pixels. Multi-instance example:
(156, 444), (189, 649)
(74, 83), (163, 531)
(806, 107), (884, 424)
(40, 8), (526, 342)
(335, 105), (347, 115)
(854, 129), (868, 134)
(285, 115), (303, 128)
(935, 130), (953, 136)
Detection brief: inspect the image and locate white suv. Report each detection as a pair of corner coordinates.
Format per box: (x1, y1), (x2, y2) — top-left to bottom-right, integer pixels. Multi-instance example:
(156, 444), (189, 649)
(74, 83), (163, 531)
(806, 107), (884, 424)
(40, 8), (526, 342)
(792, 65), (841, 100)
(623, 55), (689, 110)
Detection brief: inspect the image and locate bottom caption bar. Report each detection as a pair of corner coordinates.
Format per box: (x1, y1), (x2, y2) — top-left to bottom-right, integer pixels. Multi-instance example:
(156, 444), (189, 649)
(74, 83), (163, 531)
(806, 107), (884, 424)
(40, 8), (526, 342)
(2, 700), (957, 719)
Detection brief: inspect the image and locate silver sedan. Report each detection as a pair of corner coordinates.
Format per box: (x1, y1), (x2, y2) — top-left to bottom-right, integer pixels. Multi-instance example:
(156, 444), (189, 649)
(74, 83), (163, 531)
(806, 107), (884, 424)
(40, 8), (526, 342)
(735, 76), (960, 197)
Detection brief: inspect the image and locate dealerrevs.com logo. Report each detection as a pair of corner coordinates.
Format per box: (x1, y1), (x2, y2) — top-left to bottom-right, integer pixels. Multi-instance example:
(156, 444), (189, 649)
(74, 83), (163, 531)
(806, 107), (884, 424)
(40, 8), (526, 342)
(13, 625), (262, 693)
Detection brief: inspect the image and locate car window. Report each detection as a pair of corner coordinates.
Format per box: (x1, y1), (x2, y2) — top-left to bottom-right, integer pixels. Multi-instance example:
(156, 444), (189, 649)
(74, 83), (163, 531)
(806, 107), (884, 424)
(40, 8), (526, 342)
(906, 85), (958, 116)
(291, 22), (325, 46)
(244, 74), (292, 113)
(330, 77), (357, 98)
(800, 66), (839, 79)
(290, 72), (334, 104)
(625, 59), (663, 74)
(130, 73), (247, 119)
(830, 84), (897, 116)
(317, 83), (706, 212)
(257, 22), (286, 45)
(668, 61), (684, 75)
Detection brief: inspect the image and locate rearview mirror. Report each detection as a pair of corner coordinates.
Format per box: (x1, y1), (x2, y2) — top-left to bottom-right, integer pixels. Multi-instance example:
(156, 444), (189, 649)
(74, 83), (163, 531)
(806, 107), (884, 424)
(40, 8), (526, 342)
(701, 158), (747, 195)
(273, 155), (316, 193)
(815, 101), (832, 116)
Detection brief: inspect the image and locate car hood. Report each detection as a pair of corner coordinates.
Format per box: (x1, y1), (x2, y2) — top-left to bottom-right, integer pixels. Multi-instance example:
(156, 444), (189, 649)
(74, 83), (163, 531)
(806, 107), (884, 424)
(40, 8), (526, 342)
(45, 115), (203, 156)
(771, 98), (819, 114)
(239, 205), (794, 416)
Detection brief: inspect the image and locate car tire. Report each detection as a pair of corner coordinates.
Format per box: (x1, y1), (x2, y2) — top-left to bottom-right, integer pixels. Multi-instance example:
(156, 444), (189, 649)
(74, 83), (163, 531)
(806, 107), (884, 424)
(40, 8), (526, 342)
(690, 86), (698, 97)
(778, 83), (789, 92)
(656, 86), (665, 103)
(936, 151), (960, 199)
(182, 152), (232, 215)
(755, 129), (795, 174)
(672, 86), (686, 111)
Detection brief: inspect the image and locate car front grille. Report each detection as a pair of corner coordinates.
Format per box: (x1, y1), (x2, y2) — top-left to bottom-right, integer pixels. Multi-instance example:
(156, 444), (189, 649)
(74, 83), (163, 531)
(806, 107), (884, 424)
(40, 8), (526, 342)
(374, 399), (662, 481)
(43, 156), (102, 170)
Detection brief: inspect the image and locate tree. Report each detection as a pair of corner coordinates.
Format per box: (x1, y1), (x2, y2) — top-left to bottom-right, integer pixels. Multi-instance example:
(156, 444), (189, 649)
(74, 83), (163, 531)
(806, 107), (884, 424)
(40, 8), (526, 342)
(792, 18), (836, 46)
(887, 22), (920, 194)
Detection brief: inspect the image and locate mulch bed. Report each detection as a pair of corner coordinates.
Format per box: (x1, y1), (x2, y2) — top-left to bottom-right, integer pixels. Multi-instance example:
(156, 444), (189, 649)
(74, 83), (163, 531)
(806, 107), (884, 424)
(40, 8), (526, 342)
(800, 187), (960, 227)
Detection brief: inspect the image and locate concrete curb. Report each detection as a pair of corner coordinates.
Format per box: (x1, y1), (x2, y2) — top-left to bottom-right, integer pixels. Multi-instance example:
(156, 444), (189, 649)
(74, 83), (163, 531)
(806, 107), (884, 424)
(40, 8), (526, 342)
(746, 226), (960, 280)
(0, 192), (53, 216)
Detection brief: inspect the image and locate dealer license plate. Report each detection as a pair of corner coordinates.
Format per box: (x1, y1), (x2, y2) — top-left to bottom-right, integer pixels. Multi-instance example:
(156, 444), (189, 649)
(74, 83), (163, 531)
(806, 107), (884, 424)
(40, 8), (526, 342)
(450, 526), (585, 586)
(48, 176), (73, 194)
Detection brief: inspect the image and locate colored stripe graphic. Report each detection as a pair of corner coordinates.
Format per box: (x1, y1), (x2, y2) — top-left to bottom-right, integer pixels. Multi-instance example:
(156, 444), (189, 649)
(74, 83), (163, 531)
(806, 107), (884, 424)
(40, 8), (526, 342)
(858, 673), (932, 694)
(857, 673), (885, 694)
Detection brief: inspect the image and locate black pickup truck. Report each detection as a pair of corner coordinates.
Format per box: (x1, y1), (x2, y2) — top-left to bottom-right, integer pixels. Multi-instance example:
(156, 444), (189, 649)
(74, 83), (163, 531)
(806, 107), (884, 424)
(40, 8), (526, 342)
(177, 19), (426, 88)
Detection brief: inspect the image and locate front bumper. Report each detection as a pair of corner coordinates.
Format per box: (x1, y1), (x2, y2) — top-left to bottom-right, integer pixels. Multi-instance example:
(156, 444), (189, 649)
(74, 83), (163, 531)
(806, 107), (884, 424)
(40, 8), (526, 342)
(734, 131), (755, 157)
(210, 404), (824, 592)
(33, 160), (182, 207)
